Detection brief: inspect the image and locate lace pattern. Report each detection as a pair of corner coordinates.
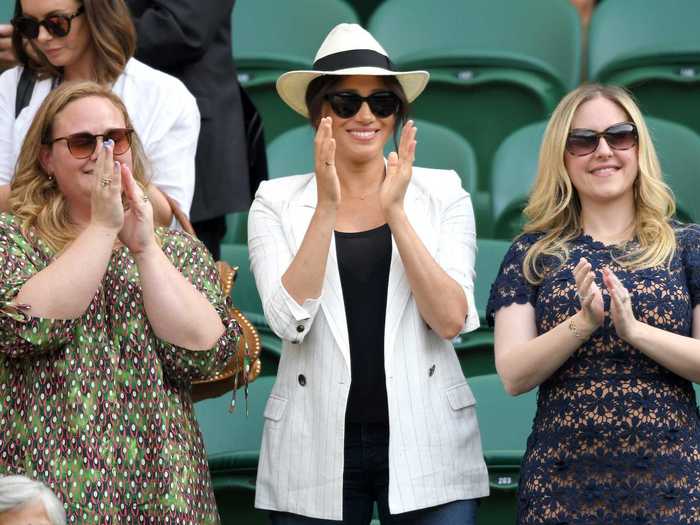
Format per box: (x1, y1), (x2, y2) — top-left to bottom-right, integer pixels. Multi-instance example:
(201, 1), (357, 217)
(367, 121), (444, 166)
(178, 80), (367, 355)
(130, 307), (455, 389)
(487, 225), (700, 524)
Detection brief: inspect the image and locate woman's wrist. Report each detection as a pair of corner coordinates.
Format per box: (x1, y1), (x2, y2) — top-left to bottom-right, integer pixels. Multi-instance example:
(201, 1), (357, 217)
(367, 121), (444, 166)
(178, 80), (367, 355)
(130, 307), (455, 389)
(132, 238), (161, 263)
(570, 310), (598, 340)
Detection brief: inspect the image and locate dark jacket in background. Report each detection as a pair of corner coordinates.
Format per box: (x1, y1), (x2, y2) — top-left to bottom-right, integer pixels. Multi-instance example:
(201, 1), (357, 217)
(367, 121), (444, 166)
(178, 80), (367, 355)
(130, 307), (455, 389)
(126, 0), (251, 223)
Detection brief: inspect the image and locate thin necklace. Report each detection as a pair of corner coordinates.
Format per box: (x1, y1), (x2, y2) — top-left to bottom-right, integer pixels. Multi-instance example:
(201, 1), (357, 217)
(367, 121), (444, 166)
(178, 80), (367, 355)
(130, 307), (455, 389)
(341, 166), (385, 200)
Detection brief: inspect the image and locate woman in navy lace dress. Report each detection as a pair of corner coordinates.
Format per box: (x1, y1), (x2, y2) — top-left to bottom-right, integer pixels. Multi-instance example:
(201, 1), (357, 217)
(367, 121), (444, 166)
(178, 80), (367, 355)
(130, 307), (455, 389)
(487, 84), (700, 524)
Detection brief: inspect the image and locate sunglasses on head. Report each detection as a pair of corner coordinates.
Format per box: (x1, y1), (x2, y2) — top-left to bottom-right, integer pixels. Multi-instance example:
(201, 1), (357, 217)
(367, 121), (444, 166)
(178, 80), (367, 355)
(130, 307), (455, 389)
(12, 6), (85, 40)
(565, 122), (638, 156)
(45, 128), (134, 159)
(324, 91), (401, 119)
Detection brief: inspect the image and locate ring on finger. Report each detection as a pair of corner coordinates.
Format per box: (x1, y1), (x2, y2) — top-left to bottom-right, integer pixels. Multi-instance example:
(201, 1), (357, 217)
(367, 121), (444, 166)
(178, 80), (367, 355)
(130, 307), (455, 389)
(142, 195), (149, 203)
(101, 178), (112, 187)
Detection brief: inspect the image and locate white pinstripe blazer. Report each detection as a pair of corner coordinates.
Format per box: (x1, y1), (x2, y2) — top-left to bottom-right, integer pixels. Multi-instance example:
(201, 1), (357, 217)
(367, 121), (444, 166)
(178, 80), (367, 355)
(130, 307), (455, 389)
(248, 167), (489, 519)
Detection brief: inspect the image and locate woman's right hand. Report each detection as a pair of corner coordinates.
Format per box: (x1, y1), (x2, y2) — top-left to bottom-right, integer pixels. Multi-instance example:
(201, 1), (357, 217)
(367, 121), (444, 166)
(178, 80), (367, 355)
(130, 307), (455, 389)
(89, 140), (124, 232)
(573, 257), (604, 328)
(313, 116), (340, 208)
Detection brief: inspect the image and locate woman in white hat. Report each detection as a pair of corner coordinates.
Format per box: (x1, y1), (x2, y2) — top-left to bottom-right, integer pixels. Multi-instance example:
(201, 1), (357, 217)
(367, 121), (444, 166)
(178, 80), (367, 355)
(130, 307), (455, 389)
(249, 23), (488, 524)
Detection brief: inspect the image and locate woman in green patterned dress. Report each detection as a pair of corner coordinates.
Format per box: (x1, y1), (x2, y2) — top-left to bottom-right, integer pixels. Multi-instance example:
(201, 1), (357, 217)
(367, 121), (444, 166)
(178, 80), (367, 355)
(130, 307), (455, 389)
(0, 81), (239, 524)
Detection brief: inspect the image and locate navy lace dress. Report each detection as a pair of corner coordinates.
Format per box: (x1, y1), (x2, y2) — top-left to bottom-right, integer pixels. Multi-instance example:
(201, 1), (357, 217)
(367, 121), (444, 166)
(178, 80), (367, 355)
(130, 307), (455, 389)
(486, 225), (700, 525)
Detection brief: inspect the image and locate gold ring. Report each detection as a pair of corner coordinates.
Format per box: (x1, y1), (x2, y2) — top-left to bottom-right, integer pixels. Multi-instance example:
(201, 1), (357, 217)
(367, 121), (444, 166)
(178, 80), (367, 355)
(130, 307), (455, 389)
(101, 178), (112, 187)
(142, 195), (149, 203)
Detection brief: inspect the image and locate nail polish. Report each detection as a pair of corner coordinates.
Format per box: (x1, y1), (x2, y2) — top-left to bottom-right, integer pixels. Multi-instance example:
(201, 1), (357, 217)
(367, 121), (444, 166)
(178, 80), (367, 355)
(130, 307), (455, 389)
(103, 138), (114, 148)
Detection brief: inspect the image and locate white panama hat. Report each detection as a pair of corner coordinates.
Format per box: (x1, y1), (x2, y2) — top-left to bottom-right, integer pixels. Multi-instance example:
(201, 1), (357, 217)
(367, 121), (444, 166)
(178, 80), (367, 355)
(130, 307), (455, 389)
(276, 23), (429, 118)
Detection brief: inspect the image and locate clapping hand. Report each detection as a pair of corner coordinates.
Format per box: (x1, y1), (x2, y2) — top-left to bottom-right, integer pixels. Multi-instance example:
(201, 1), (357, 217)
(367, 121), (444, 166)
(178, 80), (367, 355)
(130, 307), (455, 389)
(117, 162), (155, 255)
(603, 267), (638, 342)
(380, 120), (416, 221)
(573, 257), (604, 329)
(90, 140), (124, 232)
(313, 116), (341, 208)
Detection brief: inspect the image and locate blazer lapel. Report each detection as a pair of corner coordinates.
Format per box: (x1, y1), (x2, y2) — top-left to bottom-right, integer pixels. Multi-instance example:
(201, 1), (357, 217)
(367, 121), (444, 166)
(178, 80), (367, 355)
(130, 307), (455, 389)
(384, 182), (435, 371)
(288, 177), (351, 371)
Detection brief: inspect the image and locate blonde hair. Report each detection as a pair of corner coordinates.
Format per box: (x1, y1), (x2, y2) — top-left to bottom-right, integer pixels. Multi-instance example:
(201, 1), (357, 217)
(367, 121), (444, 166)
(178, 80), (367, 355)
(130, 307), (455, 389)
(13, 0), (136, 84)
(8, 81), (150, 253)
(522, 83), (677, 284)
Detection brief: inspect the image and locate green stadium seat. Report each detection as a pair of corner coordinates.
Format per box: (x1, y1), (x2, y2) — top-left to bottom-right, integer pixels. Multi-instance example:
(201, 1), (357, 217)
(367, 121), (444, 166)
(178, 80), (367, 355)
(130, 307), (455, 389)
(489, 117), (700, 241)
(222, 211), (248, 245)
(266, 119), (479, 193)
(645, 116), (700, 224)
(469, 374), (537, 525)
(489, 121), (545, 240)
(0, 1), (13, 22)
(453, 238), (510, 378)
(368, 0), (580, 201)
(219, 243), (282, 375)
(232, 0), (360, 142)
(195, 376), (276, 525)
(589, 0), (700, 136)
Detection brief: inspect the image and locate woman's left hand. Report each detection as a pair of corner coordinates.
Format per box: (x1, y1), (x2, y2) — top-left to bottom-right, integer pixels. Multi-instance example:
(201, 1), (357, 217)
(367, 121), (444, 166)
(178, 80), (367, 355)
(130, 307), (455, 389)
(603, 267), (639, 342)
(380, 120), (417, 222)
(118, 162), (156, 255)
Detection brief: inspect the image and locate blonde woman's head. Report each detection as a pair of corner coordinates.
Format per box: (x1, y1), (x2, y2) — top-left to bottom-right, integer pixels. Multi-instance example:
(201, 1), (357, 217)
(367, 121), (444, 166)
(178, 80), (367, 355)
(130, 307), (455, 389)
(522, 84), (676, 283)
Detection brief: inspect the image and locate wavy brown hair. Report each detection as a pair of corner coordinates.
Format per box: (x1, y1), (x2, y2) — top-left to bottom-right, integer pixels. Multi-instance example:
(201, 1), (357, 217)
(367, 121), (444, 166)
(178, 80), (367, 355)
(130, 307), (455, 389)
(9, 81), (149, 252)
(522, 84), (677, 284)
(12, 0), (135, 84)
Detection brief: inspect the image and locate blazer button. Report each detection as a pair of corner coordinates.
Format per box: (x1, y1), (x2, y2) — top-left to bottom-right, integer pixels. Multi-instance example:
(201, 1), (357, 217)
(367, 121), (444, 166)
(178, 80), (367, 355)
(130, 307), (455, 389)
(428, 364), (436, 377)
(296, 324), (305, 333)
(298, 374), (307, 386)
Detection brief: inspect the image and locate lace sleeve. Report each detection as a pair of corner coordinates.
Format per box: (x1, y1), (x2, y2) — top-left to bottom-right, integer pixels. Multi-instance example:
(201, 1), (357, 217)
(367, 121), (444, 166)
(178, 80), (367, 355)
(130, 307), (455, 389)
(486, 234), (539, 327)
(680, 223), (700, 308)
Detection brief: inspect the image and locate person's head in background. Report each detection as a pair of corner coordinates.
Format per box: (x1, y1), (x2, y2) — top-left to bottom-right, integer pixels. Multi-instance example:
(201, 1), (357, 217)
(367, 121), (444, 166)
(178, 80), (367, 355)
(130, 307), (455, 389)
(11, 0), (134, 83)
(9, 80), (149, 251)
(0, 475), (66, 525)
(522, 83), (676, 283)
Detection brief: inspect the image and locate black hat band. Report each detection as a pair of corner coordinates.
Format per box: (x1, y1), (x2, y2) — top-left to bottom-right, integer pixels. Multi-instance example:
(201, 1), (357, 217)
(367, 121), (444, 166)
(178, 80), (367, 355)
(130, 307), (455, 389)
(313, 49), (395, 72)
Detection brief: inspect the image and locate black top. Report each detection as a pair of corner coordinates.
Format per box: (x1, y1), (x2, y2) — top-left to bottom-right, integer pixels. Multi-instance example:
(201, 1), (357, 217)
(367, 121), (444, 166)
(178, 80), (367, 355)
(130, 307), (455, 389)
(335, 223), (392, 423)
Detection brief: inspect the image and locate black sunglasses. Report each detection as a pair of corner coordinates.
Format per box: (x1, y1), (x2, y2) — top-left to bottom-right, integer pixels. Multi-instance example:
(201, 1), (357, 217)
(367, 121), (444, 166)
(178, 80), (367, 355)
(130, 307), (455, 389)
(12, 6), (85, 40)
(566, 122), (638, 156)
(45, 128), (134, 159)
(324, 91), (401, 119)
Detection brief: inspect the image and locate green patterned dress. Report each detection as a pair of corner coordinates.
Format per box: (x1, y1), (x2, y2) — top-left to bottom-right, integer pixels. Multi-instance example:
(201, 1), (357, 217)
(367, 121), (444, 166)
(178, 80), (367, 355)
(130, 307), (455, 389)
(0, 213), (239, 524)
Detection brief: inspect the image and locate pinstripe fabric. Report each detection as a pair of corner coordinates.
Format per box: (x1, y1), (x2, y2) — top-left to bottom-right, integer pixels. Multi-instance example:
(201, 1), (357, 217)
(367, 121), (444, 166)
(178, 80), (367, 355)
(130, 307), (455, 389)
(249, 168), (489, 520)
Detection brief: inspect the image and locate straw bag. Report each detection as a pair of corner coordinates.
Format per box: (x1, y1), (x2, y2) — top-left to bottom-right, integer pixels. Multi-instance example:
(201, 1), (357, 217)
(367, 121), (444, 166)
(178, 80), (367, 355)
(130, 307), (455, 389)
(164, 196), (262, 403)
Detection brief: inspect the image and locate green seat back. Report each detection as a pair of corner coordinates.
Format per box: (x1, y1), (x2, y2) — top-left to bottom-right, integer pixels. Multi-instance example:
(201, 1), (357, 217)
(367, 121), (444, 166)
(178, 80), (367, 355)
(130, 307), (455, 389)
(475, 239), (511, 323)
(369, 0), (580, 91)
(194, 377), (275, 525)
(589, 0), (700, 136)
(194, 375), (275, 469)
(232, 0), (360, 141)
(473, 372), (536, 523)
(646, 116), (700, 223)
(368, 0), (579, 196)
(0, 1), (14, 22)
(267, 119), (478, 193)
(452, 238), (510, 379)
(223, 211), (249, 245)
(490, 121), (545, 240)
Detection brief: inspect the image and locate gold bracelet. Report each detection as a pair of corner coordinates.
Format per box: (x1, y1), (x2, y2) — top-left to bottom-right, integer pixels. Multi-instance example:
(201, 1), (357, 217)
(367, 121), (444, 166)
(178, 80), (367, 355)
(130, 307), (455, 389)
(568, 317), (589, 341)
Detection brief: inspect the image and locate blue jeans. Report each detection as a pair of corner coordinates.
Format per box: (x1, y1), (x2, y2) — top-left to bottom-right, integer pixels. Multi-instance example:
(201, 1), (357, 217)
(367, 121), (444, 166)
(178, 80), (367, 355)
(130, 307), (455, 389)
(269, 422), (478, 525)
